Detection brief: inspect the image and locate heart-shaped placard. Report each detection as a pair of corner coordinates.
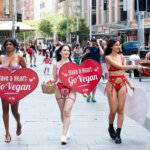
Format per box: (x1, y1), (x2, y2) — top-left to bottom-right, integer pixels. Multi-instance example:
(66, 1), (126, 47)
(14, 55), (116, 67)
(125, 87), (149, 125)
(59, 59), (102, 95)
(0, 68), (39, 104)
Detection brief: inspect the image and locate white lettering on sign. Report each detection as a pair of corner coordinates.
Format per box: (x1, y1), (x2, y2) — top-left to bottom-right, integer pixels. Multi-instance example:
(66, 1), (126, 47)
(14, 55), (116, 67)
(6, 82), (31, 92)
(68, 75), (98, 86)
(0, 76), (9, 81)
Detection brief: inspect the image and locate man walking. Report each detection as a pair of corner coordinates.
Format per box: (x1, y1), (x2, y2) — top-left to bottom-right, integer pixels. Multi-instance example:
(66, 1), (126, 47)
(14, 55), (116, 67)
(81, 37), (104, 102)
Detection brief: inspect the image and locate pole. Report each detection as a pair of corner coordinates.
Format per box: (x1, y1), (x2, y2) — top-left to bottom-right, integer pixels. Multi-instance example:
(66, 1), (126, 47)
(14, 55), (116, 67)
(66, 0), (69, 43)
(12, 0), (15, 38)
(76, 17), (79, 43)
(137, 0), (145, 54)
(89, 0), (92, 40)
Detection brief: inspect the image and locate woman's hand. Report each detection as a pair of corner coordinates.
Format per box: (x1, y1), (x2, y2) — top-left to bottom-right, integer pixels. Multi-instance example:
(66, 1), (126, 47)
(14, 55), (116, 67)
(129, 85), (135, 91)
(137, 65), (143, 72)
(83, 93), (88, 97)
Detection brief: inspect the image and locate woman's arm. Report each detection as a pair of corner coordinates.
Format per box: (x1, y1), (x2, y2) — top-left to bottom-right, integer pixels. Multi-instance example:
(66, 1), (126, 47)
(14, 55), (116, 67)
(97, 41), (104, 55)
(105, 55), (142, 71)
(19, 55), (26, 68)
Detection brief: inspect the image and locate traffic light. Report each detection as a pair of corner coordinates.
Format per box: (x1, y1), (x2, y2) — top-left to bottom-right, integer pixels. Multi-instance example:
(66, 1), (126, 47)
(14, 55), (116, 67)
(17, 13), (22, 22)
(16, 26), (20, 33)
(139, 0), (146, 11)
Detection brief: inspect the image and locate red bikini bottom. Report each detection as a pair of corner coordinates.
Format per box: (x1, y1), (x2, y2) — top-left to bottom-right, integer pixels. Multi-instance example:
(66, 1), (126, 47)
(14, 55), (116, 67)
(56, 82), (75, 101)
(105, 75), (127, 96)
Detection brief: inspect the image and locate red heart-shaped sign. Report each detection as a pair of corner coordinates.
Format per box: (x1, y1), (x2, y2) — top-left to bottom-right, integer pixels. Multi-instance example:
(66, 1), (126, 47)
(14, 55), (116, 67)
(0, 68), (39, 104)
(59, 59), (102, 94)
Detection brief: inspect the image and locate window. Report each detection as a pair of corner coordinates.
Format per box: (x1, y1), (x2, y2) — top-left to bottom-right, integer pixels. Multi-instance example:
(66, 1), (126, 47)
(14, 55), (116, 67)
(119, 5), (127, 21)
(4, 0), (10, 16)
(105, 0), (109, 23)
(112, 0), (115, 22)
(40, 2), (45, 9)
(92, 0), (96, 9)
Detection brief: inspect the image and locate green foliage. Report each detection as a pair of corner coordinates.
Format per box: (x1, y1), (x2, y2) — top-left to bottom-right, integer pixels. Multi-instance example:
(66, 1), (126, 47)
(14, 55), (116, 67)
(56, 16), (89, 42)
(38, 19), (53, 37)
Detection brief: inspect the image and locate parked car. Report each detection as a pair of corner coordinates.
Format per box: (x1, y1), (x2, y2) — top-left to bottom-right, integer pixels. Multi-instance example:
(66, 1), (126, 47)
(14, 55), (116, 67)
(122, 41), (138, 55)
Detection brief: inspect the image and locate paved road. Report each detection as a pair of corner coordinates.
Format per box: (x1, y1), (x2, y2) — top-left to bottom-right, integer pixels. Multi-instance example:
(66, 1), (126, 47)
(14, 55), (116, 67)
(0, 54), (150, 150)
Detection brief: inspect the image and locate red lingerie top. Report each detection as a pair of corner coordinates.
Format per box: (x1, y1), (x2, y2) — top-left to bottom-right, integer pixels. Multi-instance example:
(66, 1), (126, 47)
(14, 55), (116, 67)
(108, 56), (124, 71)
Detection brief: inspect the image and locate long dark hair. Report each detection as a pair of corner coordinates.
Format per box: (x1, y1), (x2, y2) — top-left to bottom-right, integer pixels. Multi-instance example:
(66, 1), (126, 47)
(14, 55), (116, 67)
(3, 37), (18, 50)
(104, 39), (119, 56)
(55, 45), (72, 62)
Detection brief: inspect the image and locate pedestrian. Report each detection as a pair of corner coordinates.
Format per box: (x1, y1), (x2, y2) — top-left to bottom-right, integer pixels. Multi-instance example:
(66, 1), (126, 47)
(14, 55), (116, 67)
(31, 41), (37, 67)
(47, 45), (76, 145)
(20, 42), (27, 64)
(37, 42), (42, 55)
(0, 37), (26, 143)
(80, 37), (104, 102)
(73, 44), (82, 65)
(42, 42), (48, 56)
(42, 54), (51, 74)
(99, 40), (108, 84)
(104, 39), (143, 144)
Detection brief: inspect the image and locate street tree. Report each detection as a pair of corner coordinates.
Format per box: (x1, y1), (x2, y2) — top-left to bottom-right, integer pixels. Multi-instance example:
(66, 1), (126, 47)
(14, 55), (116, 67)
(56, 16), (89, 42)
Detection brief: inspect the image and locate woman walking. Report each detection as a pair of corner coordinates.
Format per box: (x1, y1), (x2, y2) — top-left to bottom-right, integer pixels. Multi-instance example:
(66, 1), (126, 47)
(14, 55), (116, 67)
(0, 38), (26, 143)
(47, 45), (76, 145)
(105, 39), (143, 144)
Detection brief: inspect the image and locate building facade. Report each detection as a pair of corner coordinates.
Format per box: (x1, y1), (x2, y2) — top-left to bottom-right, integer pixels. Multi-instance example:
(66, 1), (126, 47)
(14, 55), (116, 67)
(56, 0), (82, 17)
(0, 0), (13, 19)
(17, 0), (56, 22)
(82, 0), (150, 42)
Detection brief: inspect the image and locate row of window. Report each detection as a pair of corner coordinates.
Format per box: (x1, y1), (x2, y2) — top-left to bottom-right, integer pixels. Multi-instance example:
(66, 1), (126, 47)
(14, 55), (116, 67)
(84, 0), (150, 26)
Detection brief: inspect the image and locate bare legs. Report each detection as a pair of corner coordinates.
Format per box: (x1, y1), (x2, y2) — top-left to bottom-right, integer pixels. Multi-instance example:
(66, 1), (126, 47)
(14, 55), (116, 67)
(106, 82), (127, 143)
(55, 89), (76, 143)
(1, 100), (22, 142)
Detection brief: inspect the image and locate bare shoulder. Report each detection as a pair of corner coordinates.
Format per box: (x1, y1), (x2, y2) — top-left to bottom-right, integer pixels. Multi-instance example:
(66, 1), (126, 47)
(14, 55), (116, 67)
(105, 55), (111, 60)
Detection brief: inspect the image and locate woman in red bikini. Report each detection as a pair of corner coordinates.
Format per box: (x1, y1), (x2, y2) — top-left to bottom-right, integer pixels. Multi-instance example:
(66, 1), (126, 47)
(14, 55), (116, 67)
(47, 45), (76, 145)
(0, 38), (26, 143)
(105, 39), (143, 144)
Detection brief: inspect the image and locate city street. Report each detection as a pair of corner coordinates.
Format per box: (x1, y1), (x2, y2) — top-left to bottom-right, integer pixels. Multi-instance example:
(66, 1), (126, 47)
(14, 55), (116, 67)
(0, 55), (150, 150)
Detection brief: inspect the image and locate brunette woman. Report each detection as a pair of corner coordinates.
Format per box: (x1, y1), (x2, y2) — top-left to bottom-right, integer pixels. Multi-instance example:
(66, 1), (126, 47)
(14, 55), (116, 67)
(105, 39), (143, 144)
(47, 45), (76, 145)
(0, 38), (26, 143)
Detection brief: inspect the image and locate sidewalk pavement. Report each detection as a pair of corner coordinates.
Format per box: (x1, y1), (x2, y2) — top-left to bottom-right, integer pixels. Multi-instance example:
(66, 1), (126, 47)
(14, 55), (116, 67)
(0, 55), (150, 150)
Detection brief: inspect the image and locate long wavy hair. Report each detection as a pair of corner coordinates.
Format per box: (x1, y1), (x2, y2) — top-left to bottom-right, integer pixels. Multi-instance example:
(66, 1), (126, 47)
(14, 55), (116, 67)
(3, 37), (18, 50)
(55, 45), (72, 62)
(104, 39), (119, 56)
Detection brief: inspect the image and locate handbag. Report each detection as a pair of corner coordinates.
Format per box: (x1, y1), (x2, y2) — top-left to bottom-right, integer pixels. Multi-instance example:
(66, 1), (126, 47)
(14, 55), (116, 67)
(26, 48), (33, 54)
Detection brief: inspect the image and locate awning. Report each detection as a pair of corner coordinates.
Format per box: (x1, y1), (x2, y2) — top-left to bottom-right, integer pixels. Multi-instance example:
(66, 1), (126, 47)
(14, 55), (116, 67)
(0, 21), (37, 32)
